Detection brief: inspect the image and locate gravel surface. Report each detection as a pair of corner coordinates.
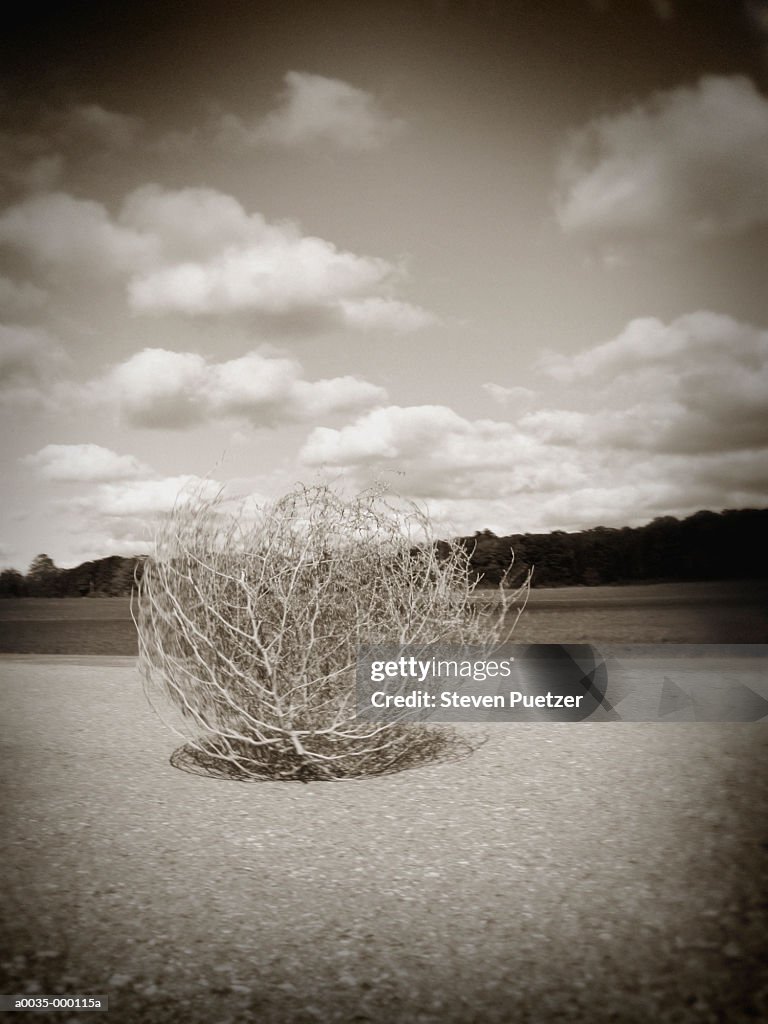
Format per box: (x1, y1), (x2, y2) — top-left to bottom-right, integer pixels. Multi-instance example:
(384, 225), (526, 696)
(1, 655), (767, 1023)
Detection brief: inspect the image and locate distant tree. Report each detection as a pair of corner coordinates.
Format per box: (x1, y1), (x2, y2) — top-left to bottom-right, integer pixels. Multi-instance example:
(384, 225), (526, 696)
(0, 568), (27, 597)
(29, 553), (54, 572)
(55, 554), (146, 597)
(460, 530), (518, 586)
(533, 530), (576, 586)
(26, 553), (62, 597)
(459, 508), (768, 588)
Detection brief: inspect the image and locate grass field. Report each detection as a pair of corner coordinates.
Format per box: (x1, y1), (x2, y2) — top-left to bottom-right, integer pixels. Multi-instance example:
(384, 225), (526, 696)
(0, 598), (136, 655)
(1, 580), (766, 653)
(505, 579), (768, 643)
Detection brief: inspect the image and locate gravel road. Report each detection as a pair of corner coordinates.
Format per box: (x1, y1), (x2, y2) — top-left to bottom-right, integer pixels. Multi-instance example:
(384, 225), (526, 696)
(1, 655), (766, 1023)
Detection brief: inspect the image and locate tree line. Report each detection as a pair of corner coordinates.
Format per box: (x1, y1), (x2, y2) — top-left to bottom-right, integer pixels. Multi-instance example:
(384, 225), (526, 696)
(0, 554), (146, 598)
(458, 507), (768, 588)
(0, 507), (766, 597)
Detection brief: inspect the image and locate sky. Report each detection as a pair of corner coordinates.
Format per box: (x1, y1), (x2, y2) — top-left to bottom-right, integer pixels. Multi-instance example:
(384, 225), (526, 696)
(1, 0), (767, 569)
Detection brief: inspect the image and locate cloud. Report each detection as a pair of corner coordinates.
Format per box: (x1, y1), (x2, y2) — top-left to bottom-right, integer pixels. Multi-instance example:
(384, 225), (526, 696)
(286, 375), (389, 419)
(23, 444), (152, 482)
(79, 476), (221, 518)
(121, 185), (429, 323)
(299, 402), (650, 534)
(64, 532), (151, 560)
(0, 276), (47, 313)
(481, 383), (536, 409)
(128, 234), (392, 316)
(301, 404), (588, 501)
(299, 312), (768, 533)
(219, 71), (404, 151)
(27, 443), (223, 562)
(538, 311), (768, 455)
(337, 297), (439, 332)
(1, 183), (435, 328)
(97, 347), (387, 429)
(56, 104), (143, 150)
(119, 184), (266, 261)
(0, 103), (144, 200)
(0, 324), (67, 406)
(0, 191), (156, 272)
(51, 470), (223, 562)
(556, 75), (768, 245)
(0, 133), (64, 196)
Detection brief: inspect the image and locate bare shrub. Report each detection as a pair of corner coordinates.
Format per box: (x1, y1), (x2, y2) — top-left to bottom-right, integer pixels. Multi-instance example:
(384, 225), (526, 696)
(133, 484), (529, 781)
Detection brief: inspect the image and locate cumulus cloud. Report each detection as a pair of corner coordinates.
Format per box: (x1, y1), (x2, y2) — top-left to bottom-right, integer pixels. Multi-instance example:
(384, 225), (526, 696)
(23, 444), (151, 482)
(0, 183), (435, 328)
(337, 297), (438, 332)
(64, 532), (152, 561)
(128, 235), (391, 316)
(299, 312), (768, 532)
(130, 186), (433, 324)
(219, 71), (404, 151)
(538, 312), (768, 455)
(79, 476), (221, 518)
(300, 402), (652, 534)
(556, 75), (768, 245)
(120, 184), (400, 317)
(119, 185), (267, 261)
(97, 347), (387, 429)
(49, 468), (224, 562)
(29, 444), (223, 562)
(0, 191), (156, 272)
(301, 404), (588, 501)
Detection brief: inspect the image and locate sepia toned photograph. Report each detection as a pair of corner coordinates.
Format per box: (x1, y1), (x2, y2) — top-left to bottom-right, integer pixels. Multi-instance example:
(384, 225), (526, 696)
(1, 2), (767, 1021)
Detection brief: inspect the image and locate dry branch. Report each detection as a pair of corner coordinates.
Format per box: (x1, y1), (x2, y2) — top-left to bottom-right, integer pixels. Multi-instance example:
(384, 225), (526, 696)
(133, 484), (529, 781)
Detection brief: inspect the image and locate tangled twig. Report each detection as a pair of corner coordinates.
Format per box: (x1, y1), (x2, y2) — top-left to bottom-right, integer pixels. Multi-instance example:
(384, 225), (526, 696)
(133, 484), (529, 781)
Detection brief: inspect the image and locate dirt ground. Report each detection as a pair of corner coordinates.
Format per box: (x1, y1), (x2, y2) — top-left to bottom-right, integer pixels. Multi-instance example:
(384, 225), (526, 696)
(1, 655), (767, 1023)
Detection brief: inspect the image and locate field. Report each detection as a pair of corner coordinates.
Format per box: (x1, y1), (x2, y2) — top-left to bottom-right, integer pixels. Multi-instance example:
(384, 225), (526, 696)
(1, 582), (767, 1022)
(489, 579), (768, 644)
(0, 598), (136, 655)
(1, 580), (766, 654)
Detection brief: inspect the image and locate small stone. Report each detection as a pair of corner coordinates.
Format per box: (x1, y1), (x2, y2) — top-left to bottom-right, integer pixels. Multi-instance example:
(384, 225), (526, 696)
(723, 941), (742, 958)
